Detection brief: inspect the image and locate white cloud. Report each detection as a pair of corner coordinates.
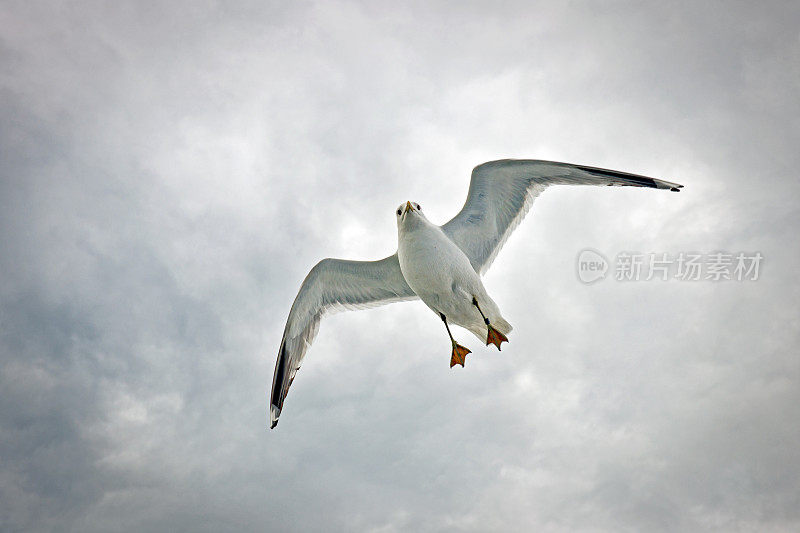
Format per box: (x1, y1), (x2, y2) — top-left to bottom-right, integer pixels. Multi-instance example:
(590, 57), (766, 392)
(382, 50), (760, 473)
(1, 1), (798, 531)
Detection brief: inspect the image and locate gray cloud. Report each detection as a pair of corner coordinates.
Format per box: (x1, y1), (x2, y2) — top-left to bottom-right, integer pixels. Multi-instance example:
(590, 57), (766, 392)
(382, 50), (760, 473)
(1, 1), (798, 531)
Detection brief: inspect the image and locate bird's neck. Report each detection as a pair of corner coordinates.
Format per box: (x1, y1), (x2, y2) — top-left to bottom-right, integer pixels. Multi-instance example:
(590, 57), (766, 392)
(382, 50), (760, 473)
(398, 217), (441, 244)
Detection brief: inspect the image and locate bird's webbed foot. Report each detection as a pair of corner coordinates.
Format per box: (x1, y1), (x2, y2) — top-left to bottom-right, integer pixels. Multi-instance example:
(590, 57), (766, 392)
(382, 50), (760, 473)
(486, 325), (508, 351)
(450, 341), (471, 368)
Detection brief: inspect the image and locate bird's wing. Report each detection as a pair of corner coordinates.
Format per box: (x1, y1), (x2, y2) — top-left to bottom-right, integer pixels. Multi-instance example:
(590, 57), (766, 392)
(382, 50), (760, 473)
(441, 159), (683, 274)
(270, 253), (416, 428)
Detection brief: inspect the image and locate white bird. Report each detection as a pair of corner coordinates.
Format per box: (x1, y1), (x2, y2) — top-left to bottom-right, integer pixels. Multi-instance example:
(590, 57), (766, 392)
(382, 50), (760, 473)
(269, 159), (683, 428)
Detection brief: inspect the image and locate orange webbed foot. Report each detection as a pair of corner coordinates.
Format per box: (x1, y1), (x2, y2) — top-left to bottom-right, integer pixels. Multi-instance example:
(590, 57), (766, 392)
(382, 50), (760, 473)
(486, 325), (508, 350)
(450, 342), (471, 368)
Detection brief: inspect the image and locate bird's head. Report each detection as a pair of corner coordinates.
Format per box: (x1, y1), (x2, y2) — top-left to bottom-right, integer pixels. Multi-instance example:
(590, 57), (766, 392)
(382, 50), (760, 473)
(395, 200), (426, 231)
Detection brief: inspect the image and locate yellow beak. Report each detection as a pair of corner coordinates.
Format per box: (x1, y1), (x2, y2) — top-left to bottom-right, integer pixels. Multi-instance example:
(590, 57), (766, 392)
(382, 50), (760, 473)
(404, 201), (413, 214)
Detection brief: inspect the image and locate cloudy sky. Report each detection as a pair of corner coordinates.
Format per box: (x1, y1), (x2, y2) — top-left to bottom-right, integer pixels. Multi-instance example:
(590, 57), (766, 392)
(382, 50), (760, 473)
(1, 1), (799, 531)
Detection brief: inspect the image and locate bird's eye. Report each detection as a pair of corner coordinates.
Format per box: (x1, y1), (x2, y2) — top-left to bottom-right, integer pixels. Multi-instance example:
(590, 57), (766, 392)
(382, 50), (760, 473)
(396, 209), (401, 215)
(416, 204), (421, 210)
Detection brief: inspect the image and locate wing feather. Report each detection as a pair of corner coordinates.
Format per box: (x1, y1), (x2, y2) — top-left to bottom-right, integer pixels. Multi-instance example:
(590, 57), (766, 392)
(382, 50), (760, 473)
(441, 159), (683, 274)
(269, 253), (416, 428)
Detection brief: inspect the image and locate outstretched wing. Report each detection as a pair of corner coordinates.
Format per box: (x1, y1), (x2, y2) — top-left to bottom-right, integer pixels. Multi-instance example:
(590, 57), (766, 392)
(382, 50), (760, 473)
(270, 253), (416, 428)
(441, 159), (683, 274)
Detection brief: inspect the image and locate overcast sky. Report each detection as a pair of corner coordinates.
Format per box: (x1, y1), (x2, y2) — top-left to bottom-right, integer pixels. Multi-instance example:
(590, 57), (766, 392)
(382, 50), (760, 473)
(1, 1), (799, 531)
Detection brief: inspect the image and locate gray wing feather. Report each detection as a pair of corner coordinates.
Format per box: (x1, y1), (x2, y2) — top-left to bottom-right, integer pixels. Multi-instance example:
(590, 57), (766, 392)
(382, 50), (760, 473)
(269, 253), (416, 428)
(441, 159), (683, 274)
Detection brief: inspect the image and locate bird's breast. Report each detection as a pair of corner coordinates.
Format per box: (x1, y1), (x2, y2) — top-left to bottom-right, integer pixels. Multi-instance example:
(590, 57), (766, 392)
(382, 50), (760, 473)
(397, 226), (477, 300)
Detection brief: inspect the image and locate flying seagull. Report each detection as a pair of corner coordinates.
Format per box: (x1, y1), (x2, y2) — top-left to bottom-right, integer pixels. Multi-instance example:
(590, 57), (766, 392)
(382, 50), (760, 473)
(269, 159), (683, 428)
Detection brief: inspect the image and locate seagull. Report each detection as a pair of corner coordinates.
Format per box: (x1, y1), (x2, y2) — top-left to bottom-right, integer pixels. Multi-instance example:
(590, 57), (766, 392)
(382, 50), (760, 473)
(269, 159), (683, 428)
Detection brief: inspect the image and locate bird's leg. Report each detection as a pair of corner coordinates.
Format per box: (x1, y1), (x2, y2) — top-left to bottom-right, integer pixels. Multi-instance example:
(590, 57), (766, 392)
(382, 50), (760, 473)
(472, 297), (508, 350)
(441, 313), (471, 368)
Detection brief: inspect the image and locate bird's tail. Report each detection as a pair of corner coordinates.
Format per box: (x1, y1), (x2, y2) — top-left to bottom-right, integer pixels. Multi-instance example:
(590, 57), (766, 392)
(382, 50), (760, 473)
(466, 315), (512, 343)
(492, 315), (512, 337)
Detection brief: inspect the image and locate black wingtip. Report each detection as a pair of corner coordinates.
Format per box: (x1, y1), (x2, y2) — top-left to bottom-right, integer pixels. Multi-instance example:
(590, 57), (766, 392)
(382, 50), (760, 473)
(575, 164), (658, 189)
(269, 403), (281, 429)
(671, 187), (681, 192)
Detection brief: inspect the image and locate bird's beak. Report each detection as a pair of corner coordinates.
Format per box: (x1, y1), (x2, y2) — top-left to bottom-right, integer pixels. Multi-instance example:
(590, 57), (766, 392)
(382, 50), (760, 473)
(404, 201), (413, 214)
